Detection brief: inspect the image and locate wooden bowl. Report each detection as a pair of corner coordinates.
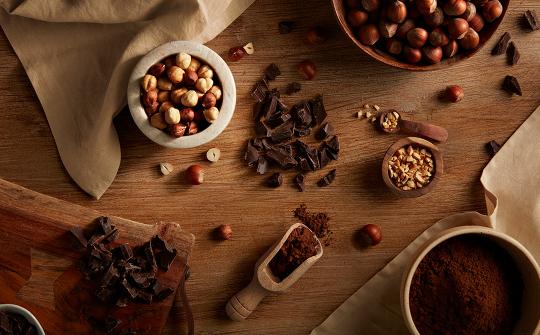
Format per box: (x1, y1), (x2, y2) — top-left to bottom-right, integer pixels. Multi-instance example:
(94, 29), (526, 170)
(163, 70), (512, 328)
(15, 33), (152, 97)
(331, 0), (510, 71)
(381, 137), (443, 197)
(401, 226), (540, 335)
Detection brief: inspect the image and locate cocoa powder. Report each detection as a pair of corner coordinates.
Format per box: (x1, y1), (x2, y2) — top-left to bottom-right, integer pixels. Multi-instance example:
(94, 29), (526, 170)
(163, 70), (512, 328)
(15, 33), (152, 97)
(293, 204), (330, 238)
(410, 234), (523, 335)
(269, 227), (318, 281)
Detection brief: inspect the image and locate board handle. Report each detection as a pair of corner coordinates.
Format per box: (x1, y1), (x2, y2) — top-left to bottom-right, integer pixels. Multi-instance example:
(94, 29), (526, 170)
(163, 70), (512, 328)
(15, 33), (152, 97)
(226, 278), (269, 321)
(400, 119), (449, 143)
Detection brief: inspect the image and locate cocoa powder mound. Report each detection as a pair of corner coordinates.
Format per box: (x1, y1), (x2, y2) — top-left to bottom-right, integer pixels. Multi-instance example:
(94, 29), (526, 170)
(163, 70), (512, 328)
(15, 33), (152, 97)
(293, 204), (330, 238)
(410, 234), (523, 335)
(269, 227), (318, 281)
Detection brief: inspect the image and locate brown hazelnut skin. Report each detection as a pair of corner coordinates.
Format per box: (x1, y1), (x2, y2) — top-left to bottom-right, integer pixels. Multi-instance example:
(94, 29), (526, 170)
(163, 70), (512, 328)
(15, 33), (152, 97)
(481, 0), (503, 22)
(167, 66), (184, 85)
(147, 63), (166, 77)
(403, 46), (422, 63)
(447, 18), (469, 39)
(298, 60), (317, 80)
(379, 21), (398, 38)
(185, 164), (204, 185)
(215, 224), (232, 240)
(347, 10), (369, 27)
(459, 28), (480, 49)
(169, 123), (187, 138)
(228, 46), (246, 61)
(159, 101), (174, 114)
(443, 0), (467, 16)
(396, 19), (415, 38)
(306, 27), (327, 44)
(386, 38), (403, 55)
(358, 224), (382, 246)
(386, 0), (407, 23)
(407, 28), (428, 48)
(429, 28), (449, 47)
(416, 0), (437, 16)
(179, 108), (195, 123)
(201, 92), (217, 108)
(183, 69), (198, 86)
(443, 40), (459, 57)
(143, 89), (158, 107)
(187, 121), (198, 135)
(157, 91), (170, 103)
(460, 2), (476, 21)
(358, 24), (380, 45)
(361, 0), (380, 12)
(422, 45), (443, 64)
(424, 7), (444, 28)
(469, 13), (485, 32)
(446, 85), (464, 102)
(145, 101), (159, 116)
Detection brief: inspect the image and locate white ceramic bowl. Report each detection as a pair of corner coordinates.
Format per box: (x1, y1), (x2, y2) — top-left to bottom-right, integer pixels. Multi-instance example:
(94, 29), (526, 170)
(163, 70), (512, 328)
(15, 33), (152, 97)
(127, 41), (236, 148)
(401, 226), (540, 335)
(0, 304), (45, 334)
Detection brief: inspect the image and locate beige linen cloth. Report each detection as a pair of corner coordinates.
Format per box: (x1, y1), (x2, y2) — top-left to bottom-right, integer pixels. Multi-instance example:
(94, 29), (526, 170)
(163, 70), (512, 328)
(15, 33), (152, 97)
(0, 0), (254, 199)
(312, 105), (540, 335)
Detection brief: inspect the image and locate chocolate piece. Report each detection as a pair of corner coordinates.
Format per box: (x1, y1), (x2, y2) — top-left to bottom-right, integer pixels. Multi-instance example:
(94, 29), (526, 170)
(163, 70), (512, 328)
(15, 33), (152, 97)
(102, 228), (119, 244)
(98, 216), (114, 234)
(524, 10), (539, 31)
(315, 122), (334, 140)
(294, 140), (310, 156)
(285, 82), (302, 95)
(298, 157), (311, 171)
(317, 169), (337, 187)
(113, 244), (133, 260)
(152, 235), (175, 254)
(256, 156), (270, 175)
(152, 282), (174, 301)
(293, 174), (306, 192)
(502, 75), (522, 96)
(264, 63), (281, 81)
(305, 148), (320, 171)
(270, 121), (294, 143)
(318, 148), (331, 169)
(245, 140), (261, 166)
(266, 146), (297, 169)
(292, 102), (313, 128)
(136, 290), (153, 304)
(120, 278), (138, 300)
(266, 112), (292, 129)
(255, 119), (271, 137)
(156, 248), (177, 271)
(294, 127), (311, 137)
(70, 227), (88, 248)
(278, 21), (295, 34)
(267, 173), (283, 188)
(142, 241), (158, 272)
(129, 272), (154, 289)
(486, 140), (502, 156)
(101, 264), (120, 287)
(507, 42), (520, 65)
(251, 79), (269, 102)
(492, 32), (511, 55)
(309, 94), (327, 126)
(263, 95), (279, 119)
(325, 136), (340, 159)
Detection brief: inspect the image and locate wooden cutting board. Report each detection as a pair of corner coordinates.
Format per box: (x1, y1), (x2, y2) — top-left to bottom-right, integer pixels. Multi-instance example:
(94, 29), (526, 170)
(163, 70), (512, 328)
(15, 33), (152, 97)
(0, 178), (194, 334)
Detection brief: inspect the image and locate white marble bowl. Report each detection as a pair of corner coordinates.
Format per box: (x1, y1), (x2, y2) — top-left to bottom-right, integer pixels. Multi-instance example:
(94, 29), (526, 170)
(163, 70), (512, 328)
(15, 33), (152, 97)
(127, 41), (236, 148)
(0, 304), (45, 335)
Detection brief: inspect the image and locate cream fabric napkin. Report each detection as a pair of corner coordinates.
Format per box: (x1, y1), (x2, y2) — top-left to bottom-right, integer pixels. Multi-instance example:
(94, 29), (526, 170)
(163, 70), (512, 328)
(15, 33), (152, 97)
(0, 0), (254, 199)
(311, 105), (540, 335)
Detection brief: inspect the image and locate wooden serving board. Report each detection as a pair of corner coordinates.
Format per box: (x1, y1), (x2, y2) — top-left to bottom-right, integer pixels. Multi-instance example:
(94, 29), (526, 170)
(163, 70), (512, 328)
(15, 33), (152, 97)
(0, 178), (194, 334)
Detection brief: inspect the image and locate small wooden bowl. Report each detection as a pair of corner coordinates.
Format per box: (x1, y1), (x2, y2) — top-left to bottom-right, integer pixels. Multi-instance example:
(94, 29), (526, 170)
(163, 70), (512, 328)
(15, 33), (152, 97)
(381, 137), (443, 197)
(331, 0), (510, 71)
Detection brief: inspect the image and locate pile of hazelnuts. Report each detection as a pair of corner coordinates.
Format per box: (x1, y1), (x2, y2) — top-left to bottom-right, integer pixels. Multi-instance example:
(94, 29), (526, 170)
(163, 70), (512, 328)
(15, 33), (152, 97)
(140, 53), (223, 138)
(345, 0), (504, 65)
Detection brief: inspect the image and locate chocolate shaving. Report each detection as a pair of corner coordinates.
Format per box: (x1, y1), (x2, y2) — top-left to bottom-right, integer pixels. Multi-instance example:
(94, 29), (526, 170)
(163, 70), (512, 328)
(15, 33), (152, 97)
(317, 169), (337, 187)
(285, 82), (302, 95)
(267, 173), (283, 188)
(492, 32), (511, 55)
(309, 94), (327, 126)
(278, 21), (295, 34)
(264, 63), (281, 81)
(502, 75), (522, 96)
(318, 148), (331, 169)
(524, 10), (539, 31)
(507, 41), (520, 65)
(293, 173), (306, 192)
(315, 122), (334, 141)
(486, 140), (502, 157)
(270, 121), (294, 143)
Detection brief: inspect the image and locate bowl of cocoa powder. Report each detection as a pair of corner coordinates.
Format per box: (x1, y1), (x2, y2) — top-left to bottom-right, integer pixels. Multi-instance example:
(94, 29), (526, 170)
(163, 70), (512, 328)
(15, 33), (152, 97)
(401, 226), (540, 335)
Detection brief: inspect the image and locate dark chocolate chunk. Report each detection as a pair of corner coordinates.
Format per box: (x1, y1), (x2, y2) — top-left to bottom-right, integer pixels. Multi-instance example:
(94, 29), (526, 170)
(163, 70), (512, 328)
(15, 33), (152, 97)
(298, 157), (311, 171)
(264, 95), (279, 118)
(129, 272), (154, 289)
(492, 32), (511, 55)
(266, 112), (292, 129)
(113, 244), (133, 260)
(486, 140), (502, 157)
(251, 79), (269, 102)
(245, 140), (261, 166)
(101, 264), (120, 287)
(507, 41), (520, 65)
(294, 140), (310, 156)
(102, 228), (119, 244)
(502, 75), (522, 96)
(121, 278), (138, 300)
(305, 148), (320, 171)
(278, 21), (295, 34)
(293, 174), (306, 192)
(270, 121), (294, 143)
(294, 127), (311, 137)
(285, 82), (302, 95)
(315, 122), (334, 140)
(325, 136), (340, 159)
(156, 248), (177, 271)
(525, 10), (539, 31)
(317, 169), (337, 187)
(136, 290), (153, 304)
(142, 241), (158, 272)
(319, 148), (331, 169)
(70, 227), (88, 248)
(152, 282), (174, 301)
(266, 146), (298, 169)
(255, 119), (271, 137)
(256, 156), (270, 175)
(292, 102), (313, 128)
(267, 173), (283, 188)
(309, 94), (327, 126)
(264, 63), (281, 81)
(151, 235), (174, 254)
(98, 216), (114, 234)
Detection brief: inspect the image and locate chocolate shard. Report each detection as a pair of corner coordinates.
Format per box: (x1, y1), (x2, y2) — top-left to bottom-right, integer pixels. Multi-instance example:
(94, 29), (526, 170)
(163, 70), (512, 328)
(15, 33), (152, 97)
(315, 122), (334, 140)
(292, 102), (313, 128)
(285, 82), (302, 95)
(245, 140), (261, 167)
(492, 32), (511, 55)
(264, 95), (279, 118)
(256, 156), (270, 175)
(121, 278), (138, 300)
(317, 169), (337, 187)
(129, 272), (155, 289)
(524, 10), (539, 31)
(98, 216), (114, 234)
(251, 79), (269, 102)
(113, 244), (133, 260)
(270, 121), (294, 143)
(318, 148), (331, 169)
(486, 140), (502, 157)
(266, 146), (298, 169)
(309, 94), (327, 126)
(70, 227), (88, 248)
(502, 75), (522, 96)
(102, 228), (119, 244)
(100, 263), (120, 287)
(294, 140), (310, 156)
(156, 248), (177, 271)
(298, 157), (311, 171)
(306, 148), (320, 171)
(266, 112), (292, 129)
(293, 174), (306, 192)
(267, 172), (283, 188)
(142, 241), (158, 272)
(507, 41), (520, 65)
(325, 135), (340, 159)
(264, 63), (281, 81)
(278, 21), (295, 34)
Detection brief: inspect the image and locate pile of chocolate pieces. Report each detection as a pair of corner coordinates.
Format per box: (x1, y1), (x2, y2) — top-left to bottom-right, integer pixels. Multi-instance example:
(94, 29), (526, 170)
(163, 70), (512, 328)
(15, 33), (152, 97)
(245, 64), (340, 191)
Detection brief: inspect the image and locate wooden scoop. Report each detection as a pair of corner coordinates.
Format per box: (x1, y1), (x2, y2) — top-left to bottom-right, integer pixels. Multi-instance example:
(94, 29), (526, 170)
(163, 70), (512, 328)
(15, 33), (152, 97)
(226, 223), (323, 321)
(379, 110), (449, 143)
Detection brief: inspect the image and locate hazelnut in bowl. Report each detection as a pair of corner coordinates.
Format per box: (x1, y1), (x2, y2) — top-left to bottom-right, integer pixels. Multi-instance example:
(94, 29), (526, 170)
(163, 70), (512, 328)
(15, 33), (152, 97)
(128, 41), (236, 148)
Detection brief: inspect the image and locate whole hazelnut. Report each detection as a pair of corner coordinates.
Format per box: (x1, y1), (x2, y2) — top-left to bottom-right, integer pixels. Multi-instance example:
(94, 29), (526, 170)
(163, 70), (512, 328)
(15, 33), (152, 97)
(164, 107), (181, 125)
(306, 26), (328, 44)
(164, 56), (176, 68)
(447, 18), (469, 39)
(379, 21), (398, 38)
(424, 7), (445, 27)
(459, 28), (480, 49)
(202, 92), (217, 108)
(159, 101), (174, 114)
(195, 77), (213, 93)
(403, 46), (422, 63)
(429, 28), (449, 47)
(197, 65), (214, 79)
(187, 58), (201, 72)
(183, 69), (198, 86)
(443, 40), (459, 57)
(481, 0), (503, 22)
(150, 112), (168, 130)
(358, 24), (380, 45)
(469, 13), (485, 31)
(171, 88), (188, 105)
(145, 102), (159, 116)
(208, 86), (222, 101)
(386, 0), (407, 23)
(443, 0), (467, 16)
(175, 52), (191, 70)
(179, 108), (195, 123)
(203, 107), (220, 123)
(358, 224), (382, 246)
(461, 2), (476, 21)
(187, 121), (198, 135)
(422, 45), (443, 63)
(157, 77), (173, 91)
(407, 28), (428, 48)
(416, 0), (437, 16)
(185, 165), (204, 185)
(347, 10), (369, 27)
(141, 74), (157, 92)
(361, 0), (380, 12)
(157, 91), (170, 103)
(298, 60), (317, 80)
(386, 38), (403, 55)
(169, 123), (187, 138)
(143, 89), (158, 107)
(228, 46), (246, 62)
(445, 85), (464, 102)
(215, 224), (232, 240)
(167, 66), (185, 85)
(147, 63), (166, 77)
(396, 19), (415, 38)
(181, 90), (199, 107)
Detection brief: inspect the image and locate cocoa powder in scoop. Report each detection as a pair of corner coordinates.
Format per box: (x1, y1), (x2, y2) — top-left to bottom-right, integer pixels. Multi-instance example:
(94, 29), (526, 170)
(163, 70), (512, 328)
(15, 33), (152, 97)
(269, 227), (318, 281)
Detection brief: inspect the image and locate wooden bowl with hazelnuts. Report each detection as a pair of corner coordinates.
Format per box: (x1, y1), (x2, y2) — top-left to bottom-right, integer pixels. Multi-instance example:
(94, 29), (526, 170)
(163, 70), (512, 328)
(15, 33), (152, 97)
(127, 41), (236, 148)
(332, 0), (509, 71)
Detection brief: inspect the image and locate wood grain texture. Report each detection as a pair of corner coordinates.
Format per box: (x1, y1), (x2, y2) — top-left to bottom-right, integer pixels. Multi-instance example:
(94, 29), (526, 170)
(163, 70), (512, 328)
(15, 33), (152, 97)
(0, 0), (539, 334)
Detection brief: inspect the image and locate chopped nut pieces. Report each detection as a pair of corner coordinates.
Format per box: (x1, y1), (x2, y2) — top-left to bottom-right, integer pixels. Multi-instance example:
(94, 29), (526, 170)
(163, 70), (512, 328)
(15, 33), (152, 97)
(524, 10), (539, 31)
(502, 75), (522, 96)
(492, 32), (511, 55)
(381, 111), (400, 130)
(486, 140), (502, 157)
(159, 162), (173, 175)
(507, 42), (520, 66)
(206, 148), (221, 162)
(388, 145), (435, 191)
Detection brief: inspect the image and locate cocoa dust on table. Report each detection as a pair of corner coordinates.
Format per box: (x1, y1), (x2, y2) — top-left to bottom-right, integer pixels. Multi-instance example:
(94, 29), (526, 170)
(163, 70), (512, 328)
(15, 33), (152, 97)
(410, 234), (523, 335)
(293, 204), (332, 245)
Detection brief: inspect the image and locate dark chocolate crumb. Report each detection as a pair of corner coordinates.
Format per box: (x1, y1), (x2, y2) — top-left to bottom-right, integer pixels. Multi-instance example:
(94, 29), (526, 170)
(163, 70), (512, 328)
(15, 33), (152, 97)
(502, 75), (522, 96)
(267, 172), (284, 188)
(507, 42), (520, 66)
(264, 63), (281, 81)
(524, 10), (539, 31)
(293, 174), (306, 192)
(317, 169), (337, 187)
(486, 140), (502, 157)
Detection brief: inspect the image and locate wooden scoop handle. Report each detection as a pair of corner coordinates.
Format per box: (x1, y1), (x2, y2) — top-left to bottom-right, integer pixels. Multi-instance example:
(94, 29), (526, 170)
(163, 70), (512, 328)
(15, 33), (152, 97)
(226, 278), (269, 321)
(400, 119), (448, 143)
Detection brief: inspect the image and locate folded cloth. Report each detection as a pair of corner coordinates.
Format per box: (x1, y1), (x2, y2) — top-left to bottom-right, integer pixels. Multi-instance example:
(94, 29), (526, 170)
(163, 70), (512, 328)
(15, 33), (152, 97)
(311, 105), (540, 335)
(0, 0), (254, 199)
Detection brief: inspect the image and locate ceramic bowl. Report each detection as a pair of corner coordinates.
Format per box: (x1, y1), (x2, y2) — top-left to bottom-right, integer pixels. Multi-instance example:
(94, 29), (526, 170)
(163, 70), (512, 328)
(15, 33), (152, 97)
(127, 41), (236, 148)
(401, 226), (540, 335)
(0, 304), (45, 335)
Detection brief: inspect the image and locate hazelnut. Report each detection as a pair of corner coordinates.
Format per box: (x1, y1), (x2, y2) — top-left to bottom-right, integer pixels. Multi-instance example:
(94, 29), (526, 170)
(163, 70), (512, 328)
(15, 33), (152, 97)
(203, 107), (220, 123)
(482, 0), (502, 22)
(164, 56), (176, 68)
(403, 45), (422, 63)
(461, 2), (476, 21)
(361, 0), (380, 12)
(347, 10), (369, 27)
(422, 45), (443, 63)
(147, 63), (166, 77)
(445, 85), (464, 102)
(424, 7), (445, 27)
(358, 224), (382, 246)
(443, 0), (467, 16)
(164, 107), (181, 125)
(197, 65), (213, 79)
(157, 91), (170, 103)
(171, 88), (188, 105)
(407, 28), (428, 48)
(150, 112), (168, 130)
(185, 164), (204, 185)
(459, 28), (479, 49)
(228, 46), (246, 62)
(187, 121), (198, 135)
(193, 110), (205, 123)
(169, 123), (187, 138)
(159, 101), (174, 114)
(202, 92), (217, 108)
(306, 26), (327, 44)
(195, 77), (213, 93)
(208, 86), (222, 100)
(386, 0), (407, 23)
(386, 38), (403, 55)
(429, 28), (449, 47)
(181, 90), (199, 107)
(447, 18), (469, 39)
(179, 108), (195, 123)
(145, 102), (159, 116)
(215, 224), (232, 240)
(298, 60), (317, 80)
(157, 77), (173, 91)
(416, 0), (437, 16)
(243, 42), (255, 55)
(141, 74), (157, 92)
(175, 52), (191, 70)
(396, 19), (415, 38)
(206, 148), (221, 162)
(379, 21), (398, 38)
(143, 89), (158, 107)
(469, 13), (485, 31)
(443, 40), (459, 57)
(167, 66), (185, 85)
(358, 24), (380, 45)
(183, 69), (198, 86)
(159, 162), (174, 176)
(187, 58), (201, 72)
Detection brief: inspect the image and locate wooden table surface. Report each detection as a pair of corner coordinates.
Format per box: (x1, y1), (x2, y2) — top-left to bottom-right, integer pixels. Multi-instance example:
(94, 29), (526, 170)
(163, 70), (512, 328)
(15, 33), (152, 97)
(0, 0), (539, 334)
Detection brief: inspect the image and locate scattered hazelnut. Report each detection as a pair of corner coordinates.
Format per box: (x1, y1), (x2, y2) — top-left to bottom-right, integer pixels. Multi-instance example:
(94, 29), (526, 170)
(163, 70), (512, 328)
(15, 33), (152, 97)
(407, 28), (428, 48)
(195, 77), (213, 93)
(185, 165), (204, 185)
(379, 21), (398, 38)
(167, 66), (185, 85)
(148, 63), (166, 77)
(469, 13), (485, 32)
(403, 45), (422, 63)
(203, 107), (220, 123)
(447, 18), (469, 39)
(157, 91), (170, 103)
(208, 86), (222, 101)
(169, 123), (187, 138)
(181, 90), (199, 107)
(443, 40), (459, 57)
(197, 65), (213, 79)
(157, 77), (173, 91)
(482, 0), (502, 22)
(424, 7), (445, 28)
(461, 2), (476, 21)
(215, 224), (232, 240)
(150, 112), (168, 130)
(145, 102), (159, 116)
(396, 19), (415, 38)
(201, 92), (217, 108)
(386, 38), (403, 55)
(422, 45), (443, 63)
(164, 107), (181, 125)
(187, 58), (201, 72)
(143, 89), (158, 107)
(386, 0), (407, 23)
(171, 88), (188, 105)
(361, 0), (380, 12)
(459, 28), (479, 49)
(182, 69), (198, 86)
(179, 108), (195, 123)
(429, 28), (449, 47)
(446, 85), (464, 102)
(358, 224), (382, 246)
(175, 52), (191, 70)
(159, 162), (174, 176)
(187, 121), (198, 135)
(416, 0), (437, 16)
(243, 42), (255, 55)
(141, 74), (157, 92)
(347, 10), (369, 27)
(306, 26), (327, 44)
(228, 46), (246, 61)
(206, 148), (221, 163)
(298, 60), (317, 80)
(358, 24), (380, 45)
(443, 0), (467, 16)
